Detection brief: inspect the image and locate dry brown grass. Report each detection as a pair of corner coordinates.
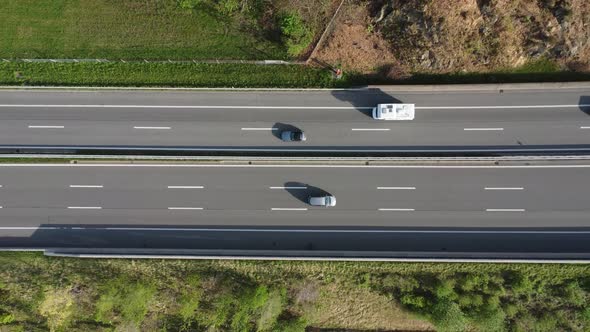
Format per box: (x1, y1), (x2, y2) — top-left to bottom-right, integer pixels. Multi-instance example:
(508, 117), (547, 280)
(302, 281), (434, 331)
(314, 1), (400, 74)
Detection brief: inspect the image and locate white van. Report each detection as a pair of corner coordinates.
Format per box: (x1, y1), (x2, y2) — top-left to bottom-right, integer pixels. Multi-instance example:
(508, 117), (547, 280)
(372, 103), (415, 120)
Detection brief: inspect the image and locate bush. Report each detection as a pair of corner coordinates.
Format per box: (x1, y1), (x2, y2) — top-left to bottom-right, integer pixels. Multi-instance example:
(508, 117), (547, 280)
(0, 312), (15, 324)
(431, 301), (468, 332)
(95, 278), (156, 326)
(560, 281), (586, 307)
(38, 288), (75, 331)
(279, 12), (313, 57)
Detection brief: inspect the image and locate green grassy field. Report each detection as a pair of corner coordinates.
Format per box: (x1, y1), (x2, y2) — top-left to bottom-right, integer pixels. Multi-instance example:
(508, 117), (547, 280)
(1, 252), (589, 331)
(0, 0), (288, 60)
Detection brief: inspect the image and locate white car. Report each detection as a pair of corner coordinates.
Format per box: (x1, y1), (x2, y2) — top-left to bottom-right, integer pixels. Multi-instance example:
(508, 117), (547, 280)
(372, 103), (415, 120)
(308, 195), (336, 207)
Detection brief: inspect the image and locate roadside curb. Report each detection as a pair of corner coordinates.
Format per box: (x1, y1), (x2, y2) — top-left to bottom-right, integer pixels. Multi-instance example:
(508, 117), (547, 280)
(1, 81), (589, 92)
(37, 249), (590, 263)
(2, 248), (588, 263)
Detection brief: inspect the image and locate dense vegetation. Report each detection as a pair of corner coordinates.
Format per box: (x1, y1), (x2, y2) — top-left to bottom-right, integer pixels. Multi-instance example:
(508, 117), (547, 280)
(0, 62), (339, 88)
(1, 252), (590, 331)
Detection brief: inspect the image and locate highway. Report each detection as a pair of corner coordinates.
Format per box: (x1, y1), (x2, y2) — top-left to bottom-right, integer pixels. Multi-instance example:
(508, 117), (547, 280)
(2, 162), (590, 257)
(0, 88), (589, 150)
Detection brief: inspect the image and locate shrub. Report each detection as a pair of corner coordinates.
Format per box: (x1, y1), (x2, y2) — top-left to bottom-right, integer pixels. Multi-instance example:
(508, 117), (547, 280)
(257, 288), (286, 331)
(430, 300), (468, 332)
(95, 279), (156, 326)
(560, 281), (586, 307)
(38, 287), (75, 331)
(0, 312), (15, 324)
(279, 12), (313, 57)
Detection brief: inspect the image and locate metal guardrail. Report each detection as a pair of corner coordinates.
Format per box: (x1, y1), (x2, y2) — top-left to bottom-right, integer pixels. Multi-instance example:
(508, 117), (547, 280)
(2, 145), (590, 158)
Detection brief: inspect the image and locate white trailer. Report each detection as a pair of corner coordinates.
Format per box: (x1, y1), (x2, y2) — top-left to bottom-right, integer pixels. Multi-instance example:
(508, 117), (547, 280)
(372, 103), (415, 120)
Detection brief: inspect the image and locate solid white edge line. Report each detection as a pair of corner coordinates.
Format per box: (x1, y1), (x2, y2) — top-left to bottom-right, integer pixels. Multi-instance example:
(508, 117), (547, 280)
(581, 126), (590, 129)
(27, 125), (65, 129)
(2, 104), (589, 109)
(133, 126), (171, 130)
(168, 207), (204, 210)
(4, 104), (370, 109)
(69, 185), (103, 188)
(351, 128), (390, 131)
(271, 208), (308, 211)
(417, 104), (590, 109)
(378, 208), (415, 211)
(241, 127), (278, 131)
(2, 164), (590, 169)
(463, 128), (504, 131)
(486, 209), (526, 212)
(269, 186), (307, 189)
(484, 187), (524, 190)
(2, 226), (590, 234)
(67, 206), (102, 209)
(167, 186), (204, 189)
(377, 187), (416, 190)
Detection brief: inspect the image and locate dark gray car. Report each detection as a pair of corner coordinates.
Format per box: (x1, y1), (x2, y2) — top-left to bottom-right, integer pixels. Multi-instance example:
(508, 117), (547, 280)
(281, 130), (306, 142)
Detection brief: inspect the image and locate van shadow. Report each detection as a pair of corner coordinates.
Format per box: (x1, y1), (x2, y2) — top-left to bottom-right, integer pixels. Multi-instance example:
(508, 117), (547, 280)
(580, 96), (590, 116)
(283, 181), (331, 204)
(271, 122), (302, 140)
(330, 88), (403, 118)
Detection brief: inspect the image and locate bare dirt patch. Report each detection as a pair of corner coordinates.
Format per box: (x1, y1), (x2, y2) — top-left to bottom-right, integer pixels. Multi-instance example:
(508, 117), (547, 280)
(314, 2), (402, 75)
(315, 0), (590, 76)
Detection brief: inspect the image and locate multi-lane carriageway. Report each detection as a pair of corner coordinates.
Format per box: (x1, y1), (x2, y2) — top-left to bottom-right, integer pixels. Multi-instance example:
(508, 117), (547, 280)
(1, 162), (590, 258)
(0, 88), (588, 152)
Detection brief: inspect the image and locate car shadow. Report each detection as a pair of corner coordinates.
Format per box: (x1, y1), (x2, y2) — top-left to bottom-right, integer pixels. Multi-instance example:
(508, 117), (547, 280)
(283, 181), (331, 205)
(580, 96), (590, 116)
(271, 122), (302, 140)
(331, 88), (403, 118)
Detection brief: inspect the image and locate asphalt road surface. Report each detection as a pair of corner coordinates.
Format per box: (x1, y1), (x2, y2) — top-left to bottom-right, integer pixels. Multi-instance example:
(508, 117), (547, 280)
(0, 88), (589, 150)
(2, 162), (590, 258)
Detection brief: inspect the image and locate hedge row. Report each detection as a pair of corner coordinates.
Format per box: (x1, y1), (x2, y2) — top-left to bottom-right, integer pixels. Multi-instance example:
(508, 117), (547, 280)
(0, 62), (346, 88)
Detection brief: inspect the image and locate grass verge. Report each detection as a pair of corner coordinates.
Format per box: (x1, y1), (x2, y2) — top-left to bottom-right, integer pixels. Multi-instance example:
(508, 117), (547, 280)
(0, 62), (340, 88)
(1, 252), (590, 331)
(2, 59), (590, 89)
